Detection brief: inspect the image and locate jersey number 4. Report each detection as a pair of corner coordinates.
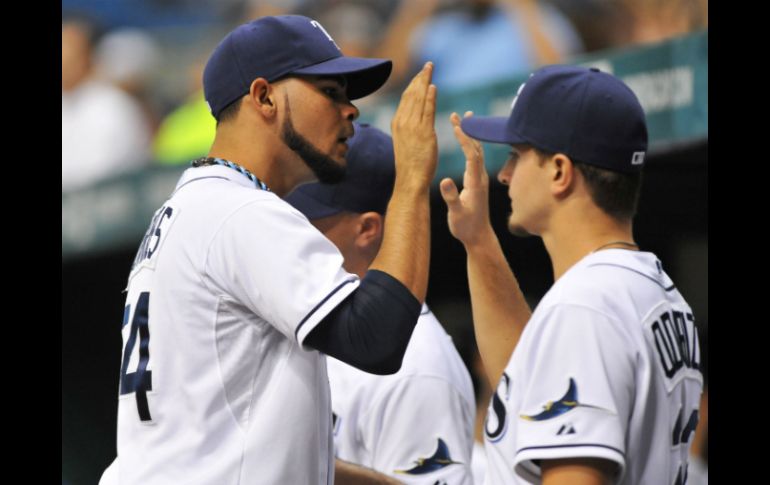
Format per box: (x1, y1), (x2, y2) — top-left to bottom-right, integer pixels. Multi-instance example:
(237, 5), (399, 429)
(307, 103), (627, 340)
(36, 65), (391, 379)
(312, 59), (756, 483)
(120, 292), (153, 422)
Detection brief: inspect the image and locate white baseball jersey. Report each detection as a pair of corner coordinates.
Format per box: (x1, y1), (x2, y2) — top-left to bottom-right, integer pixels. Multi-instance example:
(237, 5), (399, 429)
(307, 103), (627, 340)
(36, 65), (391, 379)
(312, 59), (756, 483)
(471, 440), (488, 485)
(328, 305), (476, 484)
(484, 249), (703, 485)
(101, 164), (360, 485)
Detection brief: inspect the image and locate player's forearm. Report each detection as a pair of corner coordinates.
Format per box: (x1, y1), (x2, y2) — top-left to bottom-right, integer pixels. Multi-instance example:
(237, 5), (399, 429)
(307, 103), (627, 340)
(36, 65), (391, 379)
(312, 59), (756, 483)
(373, 63), (436, 302)
(505, 0), (562, 65)
(465, 233), (531, 387)
(370, 183), (430, 303)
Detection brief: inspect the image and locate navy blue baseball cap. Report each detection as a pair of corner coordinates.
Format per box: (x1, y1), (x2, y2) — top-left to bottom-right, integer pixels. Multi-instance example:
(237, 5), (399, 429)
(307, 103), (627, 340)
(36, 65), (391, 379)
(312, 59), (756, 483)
(203, 15), (393, 119)
(285, 123), (395, 219)
(461, 65), (648, 174)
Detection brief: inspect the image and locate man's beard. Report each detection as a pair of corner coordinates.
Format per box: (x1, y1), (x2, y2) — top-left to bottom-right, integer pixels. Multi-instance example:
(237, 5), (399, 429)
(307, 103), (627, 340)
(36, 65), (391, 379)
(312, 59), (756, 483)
(281, 98), (346, 184)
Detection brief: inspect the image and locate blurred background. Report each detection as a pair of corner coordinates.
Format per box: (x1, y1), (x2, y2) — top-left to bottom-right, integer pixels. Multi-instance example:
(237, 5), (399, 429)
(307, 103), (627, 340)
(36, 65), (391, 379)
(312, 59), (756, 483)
(62, 1), (707, 483)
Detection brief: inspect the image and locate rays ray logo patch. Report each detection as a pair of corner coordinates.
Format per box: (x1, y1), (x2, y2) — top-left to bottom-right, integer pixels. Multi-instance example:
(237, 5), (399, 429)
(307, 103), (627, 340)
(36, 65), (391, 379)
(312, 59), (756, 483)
(520, 378), (613, 421)
(395, 438), (461, 475)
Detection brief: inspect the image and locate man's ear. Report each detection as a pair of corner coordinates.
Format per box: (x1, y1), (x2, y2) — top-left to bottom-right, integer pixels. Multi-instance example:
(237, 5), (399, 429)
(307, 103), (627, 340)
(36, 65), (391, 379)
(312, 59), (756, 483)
(550, 153), (575, 198)
(355, 212), (383, 250)
(248, 78), (277, 118)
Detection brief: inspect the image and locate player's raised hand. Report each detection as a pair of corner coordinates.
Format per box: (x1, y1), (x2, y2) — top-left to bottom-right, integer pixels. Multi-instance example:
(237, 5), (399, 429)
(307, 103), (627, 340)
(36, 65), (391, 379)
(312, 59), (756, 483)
(440, 112), (494, 247)
(391, 62), (438, 189)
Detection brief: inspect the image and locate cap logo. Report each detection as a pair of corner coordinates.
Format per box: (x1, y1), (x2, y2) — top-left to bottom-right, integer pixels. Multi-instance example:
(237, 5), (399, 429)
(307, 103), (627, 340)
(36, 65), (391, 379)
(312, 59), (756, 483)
(510, 80), (528, 112)
(310, 20), (339, 50)
(632, 151), (645, 165)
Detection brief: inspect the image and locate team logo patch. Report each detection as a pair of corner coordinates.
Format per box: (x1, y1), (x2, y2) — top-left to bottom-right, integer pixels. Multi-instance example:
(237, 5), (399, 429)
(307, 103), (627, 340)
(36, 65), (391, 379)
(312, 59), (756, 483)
(520, 378), (613, 421)
(395, 438), (461, 475)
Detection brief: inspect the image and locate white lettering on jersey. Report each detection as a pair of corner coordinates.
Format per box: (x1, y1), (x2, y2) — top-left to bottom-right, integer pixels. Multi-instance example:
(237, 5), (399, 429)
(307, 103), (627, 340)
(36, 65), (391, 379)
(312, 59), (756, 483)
(121, 203), (178, 424)
(644, 302), (701, 393)
(643, 301), (702, 485)
(130, 204), (178, 275)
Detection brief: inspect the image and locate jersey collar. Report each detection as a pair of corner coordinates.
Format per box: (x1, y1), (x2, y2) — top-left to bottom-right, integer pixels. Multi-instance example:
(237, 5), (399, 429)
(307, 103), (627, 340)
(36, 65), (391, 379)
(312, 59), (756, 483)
(175, 165), (262, 192)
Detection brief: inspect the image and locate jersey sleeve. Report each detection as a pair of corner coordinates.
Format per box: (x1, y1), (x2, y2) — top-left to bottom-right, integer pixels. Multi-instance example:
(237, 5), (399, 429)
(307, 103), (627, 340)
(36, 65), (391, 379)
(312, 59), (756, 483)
(204, 199), (360, 346)
(362, 376), (475, 485)
(512, 303), (636, 483)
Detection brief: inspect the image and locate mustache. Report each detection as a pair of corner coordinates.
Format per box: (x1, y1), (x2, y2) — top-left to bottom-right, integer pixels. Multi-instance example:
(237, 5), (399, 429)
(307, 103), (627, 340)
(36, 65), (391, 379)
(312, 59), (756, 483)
(339, 125), (354, 141)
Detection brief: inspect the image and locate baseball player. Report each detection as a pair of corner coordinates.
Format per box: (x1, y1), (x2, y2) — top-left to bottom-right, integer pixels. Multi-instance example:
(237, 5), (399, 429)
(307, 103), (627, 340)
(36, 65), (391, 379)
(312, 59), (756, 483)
(285, 123), (476, 485)
(440, 65), (703, 484)
(100, 15), (438, 484)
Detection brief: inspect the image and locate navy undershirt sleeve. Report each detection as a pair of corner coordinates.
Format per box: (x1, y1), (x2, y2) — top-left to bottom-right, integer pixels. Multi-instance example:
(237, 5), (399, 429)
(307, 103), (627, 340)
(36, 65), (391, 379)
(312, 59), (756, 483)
(305, 269), (421, 375)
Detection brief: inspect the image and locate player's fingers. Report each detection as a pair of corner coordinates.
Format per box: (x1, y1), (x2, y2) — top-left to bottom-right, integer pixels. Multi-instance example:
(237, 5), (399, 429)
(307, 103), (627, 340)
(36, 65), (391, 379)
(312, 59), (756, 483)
(398, 62), (432, 120)
(450, 112), (474, 146)
(423, 84), (437, 125)
(411, 63), (433, 122)
(453, 124), (481, 176)
(451, 112), (486, 184)
(450, 113), (469, 146)
(417, 64), (434, 120)
(415, 62), (433, 92)
(460, 111), (483, 159)
(463, 156), (483, 189)
(439, 178), (460, 209)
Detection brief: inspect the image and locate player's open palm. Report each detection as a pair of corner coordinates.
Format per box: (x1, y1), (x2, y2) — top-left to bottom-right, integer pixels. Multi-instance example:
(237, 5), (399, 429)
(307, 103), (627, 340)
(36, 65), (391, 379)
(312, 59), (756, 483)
(391, 62), (438, 189)
(441, 112), (494, 247)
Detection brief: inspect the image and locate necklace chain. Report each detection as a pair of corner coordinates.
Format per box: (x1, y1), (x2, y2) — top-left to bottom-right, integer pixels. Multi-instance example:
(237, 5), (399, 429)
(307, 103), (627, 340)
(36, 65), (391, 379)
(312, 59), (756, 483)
(592, 240), (639, 253)
(191, 157), (270, 192)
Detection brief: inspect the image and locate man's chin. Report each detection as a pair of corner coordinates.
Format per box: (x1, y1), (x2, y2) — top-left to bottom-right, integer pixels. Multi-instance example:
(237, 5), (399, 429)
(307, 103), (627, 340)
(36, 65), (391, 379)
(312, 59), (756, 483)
(507, 217), (533, 238)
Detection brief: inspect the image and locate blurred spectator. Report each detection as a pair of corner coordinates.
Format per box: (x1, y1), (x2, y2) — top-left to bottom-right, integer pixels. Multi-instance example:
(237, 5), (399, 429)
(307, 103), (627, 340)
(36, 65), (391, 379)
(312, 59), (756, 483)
(310, 2), (393, 108)
(551, 0), (708, 52)
(62, 16), (153, 192)
(95, 28), (163, 133)
(152, 0), (312, 165)
(152, 92), (215, 165)
(152, 59), (215, 165)
(618, 0), (707, 46)
(376, 0), (583, 93)
(314, 2), (385, 59)
(241, 0), (311, 19)
(152, 94), (215, 166)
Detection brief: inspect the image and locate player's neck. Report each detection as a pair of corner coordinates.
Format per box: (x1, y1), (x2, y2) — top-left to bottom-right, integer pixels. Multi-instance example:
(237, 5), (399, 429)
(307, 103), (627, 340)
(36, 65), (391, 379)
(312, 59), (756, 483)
(208, 129), (296, 196)
(542, 208), (635, 281)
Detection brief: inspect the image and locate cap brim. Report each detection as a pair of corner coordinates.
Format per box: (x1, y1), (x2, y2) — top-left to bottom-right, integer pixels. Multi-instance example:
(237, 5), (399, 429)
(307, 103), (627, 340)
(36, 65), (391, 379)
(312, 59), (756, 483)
(292, 57), (392, 100)
(461, 116), (525, 145)
(284, 185), (342, 220)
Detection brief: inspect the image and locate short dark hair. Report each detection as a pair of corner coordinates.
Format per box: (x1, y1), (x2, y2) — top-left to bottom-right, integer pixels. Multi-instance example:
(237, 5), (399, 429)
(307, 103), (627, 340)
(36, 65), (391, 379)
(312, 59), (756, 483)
(534, 148), (643, 221)
(216, 97), (243, 125)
